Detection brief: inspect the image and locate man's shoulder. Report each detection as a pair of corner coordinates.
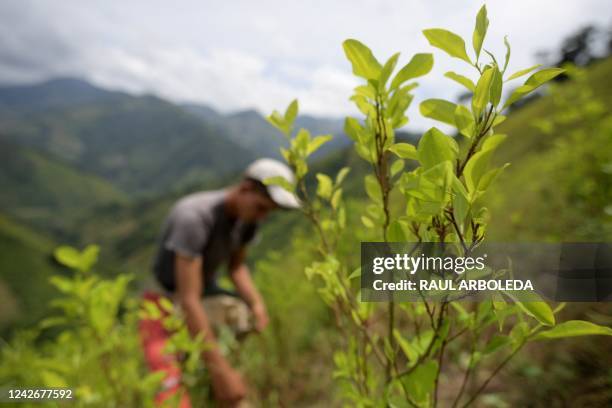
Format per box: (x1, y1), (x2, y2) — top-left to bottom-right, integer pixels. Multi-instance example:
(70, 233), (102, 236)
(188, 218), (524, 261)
(171, 189), (227, 222)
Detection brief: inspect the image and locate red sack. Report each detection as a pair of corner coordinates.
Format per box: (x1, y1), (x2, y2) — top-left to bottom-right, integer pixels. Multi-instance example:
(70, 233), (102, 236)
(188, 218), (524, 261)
(139, 290), (192, 408)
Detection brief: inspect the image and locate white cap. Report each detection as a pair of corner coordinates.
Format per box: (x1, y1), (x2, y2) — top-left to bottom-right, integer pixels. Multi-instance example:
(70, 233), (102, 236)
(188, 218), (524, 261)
(244, 158), (301, 209)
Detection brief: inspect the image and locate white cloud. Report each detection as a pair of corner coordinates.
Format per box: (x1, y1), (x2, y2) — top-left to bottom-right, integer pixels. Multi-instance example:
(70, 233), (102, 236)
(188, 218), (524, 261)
(0, 0), (610, 130)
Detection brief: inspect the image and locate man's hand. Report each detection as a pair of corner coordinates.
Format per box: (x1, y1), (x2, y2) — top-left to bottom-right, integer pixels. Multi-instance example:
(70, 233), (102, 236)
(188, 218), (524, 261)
(251, 301), (269, 332)
(175, 254), (247, 403)
(229, 248), (269, 333)
(210, 361), (247, 403)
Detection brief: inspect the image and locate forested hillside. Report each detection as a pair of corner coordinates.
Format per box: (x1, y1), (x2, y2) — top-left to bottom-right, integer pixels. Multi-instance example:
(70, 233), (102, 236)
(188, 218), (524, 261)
(0, 79), (256, 195)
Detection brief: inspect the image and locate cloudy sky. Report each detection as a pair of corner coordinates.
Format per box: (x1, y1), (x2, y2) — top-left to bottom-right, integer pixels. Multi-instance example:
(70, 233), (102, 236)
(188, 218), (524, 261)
(1, 0), (610, 129)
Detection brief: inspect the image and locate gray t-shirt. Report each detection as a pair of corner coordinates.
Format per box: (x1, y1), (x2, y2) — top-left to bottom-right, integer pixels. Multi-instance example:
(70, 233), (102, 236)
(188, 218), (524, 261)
(153, 189), (258, 296)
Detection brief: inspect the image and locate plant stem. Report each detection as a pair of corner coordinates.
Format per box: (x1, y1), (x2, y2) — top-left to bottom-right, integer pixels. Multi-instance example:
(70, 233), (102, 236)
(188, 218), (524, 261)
(451, 334), (477, 408)
(433, 305), (449, 408)
(457, 105), (496, 177)
(460, 341), (525, 408)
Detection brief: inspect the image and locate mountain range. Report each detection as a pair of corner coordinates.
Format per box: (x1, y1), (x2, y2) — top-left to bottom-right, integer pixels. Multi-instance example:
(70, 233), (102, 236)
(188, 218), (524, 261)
(0, 78), (347, 197)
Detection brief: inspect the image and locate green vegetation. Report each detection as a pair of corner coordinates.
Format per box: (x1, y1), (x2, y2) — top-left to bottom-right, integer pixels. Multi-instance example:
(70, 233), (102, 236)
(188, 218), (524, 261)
(486, 60), (612, 241)
(0, 213), (60, 332)
(261, 5), (611, 406)
(0, 245), (208, 407)
(0, 139), (127, 236)
(0, 79), (256, 195)
(0, 5), (611, 407)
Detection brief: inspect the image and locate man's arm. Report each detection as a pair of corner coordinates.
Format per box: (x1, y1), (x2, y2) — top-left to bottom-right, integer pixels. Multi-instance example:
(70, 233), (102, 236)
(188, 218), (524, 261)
(229, 247), (269, 332)
(174, 253), (246, 402)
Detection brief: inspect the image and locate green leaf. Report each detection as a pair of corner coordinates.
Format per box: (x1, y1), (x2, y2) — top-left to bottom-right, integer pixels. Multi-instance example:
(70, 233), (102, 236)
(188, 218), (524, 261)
(335, 167), (351, 185)
(41, 370), (68, 388)
(502, 36), (511, 73)
(80, 245), (99, 272)
(143, 300), (162, 320)
(444, 71), (475, 92)
(344, 117), (365, 142)
(348, 267), (361, 280)
(388, 143), (417, 160)
(525, 68), (566, 86)
(158, 297), (174, 313)
(49, 276), (73, 293)
(330, 188), (342, 209)
(54, 246), (82, 270)
(510, 321), (530, 346)
(477, 163), (509, 191)
(285, 99), (298, 127)
(307, 134), (332, 155)
(534, 320), (612, 340)
(419, 98), (458, 126)
(506, 64), (542, 81)
(418, 127), (458, 169)
(483, 335), (511, 355)
(452, 175), (470, 226)
(39, 316), (67, 329)
(390, 53), (434, 90)
(492, 115), (507, 127)
(350, 94), (376, 116)
(423, 28), (472, 64)
(387, 220), (407, 241)
(388, 89), (414, 128)
(517, 301), (555, 326)
(364, 174), (382, 204)
(472, 5), (489, 59)
(267, 110), (289, 136)
(267, 100), (299, 137)
(454, 104), (476, 138)
(504, 68), (565, 108)
(464, 150), (492, 194)
(53, 245), (99, 273)
(472, 66), (495, 118)
(484, 49), (499, 67)
(390, 159), (405, 177)
(316, 173), (333, 200)
(342, 39), (382, 80)
(361, 215), (374, 228)
(481, 133), (507, 152)
(379, 52), (400, 88)
(279, 147), (290, 161)
(490, 66), (503, 106)
(354, 83), (376, 99)
(401, 360), (438, 405)
(394, 329), (418, 363)
(263, 176), (294, 193)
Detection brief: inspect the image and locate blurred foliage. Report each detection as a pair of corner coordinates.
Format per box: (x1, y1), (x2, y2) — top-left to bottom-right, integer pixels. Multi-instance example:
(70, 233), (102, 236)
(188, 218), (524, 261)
(1, 5), (612, 408)
(486, 61), (612, 241)
(0, 245), (208, 407)
(262, 5), (612, 406)
(0, 139), (127, 238)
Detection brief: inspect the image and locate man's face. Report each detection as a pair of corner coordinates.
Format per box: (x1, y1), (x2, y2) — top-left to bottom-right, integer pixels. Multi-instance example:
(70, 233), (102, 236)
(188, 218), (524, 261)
(236, 181), (279, 222)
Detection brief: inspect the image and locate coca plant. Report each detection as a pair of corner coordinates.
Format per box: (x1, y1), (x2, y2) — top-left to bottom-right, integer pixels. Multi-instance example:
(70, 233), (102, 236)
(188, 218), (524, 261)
(0, 245), (208, 407)
(266, 5), (611, 407)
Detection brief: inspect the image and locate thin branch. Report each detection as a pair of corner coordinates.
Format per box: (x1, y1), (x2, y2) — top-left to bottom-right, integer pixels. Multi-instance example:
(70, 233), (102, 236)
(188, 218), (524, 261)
(445, 208), (469, 254)
(451, 334), (477, 408)
(460, 341), (526, 408)
(457, 105), (496, 177)
(433, 304), (450, 408)
(395, 302), (448, 379)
